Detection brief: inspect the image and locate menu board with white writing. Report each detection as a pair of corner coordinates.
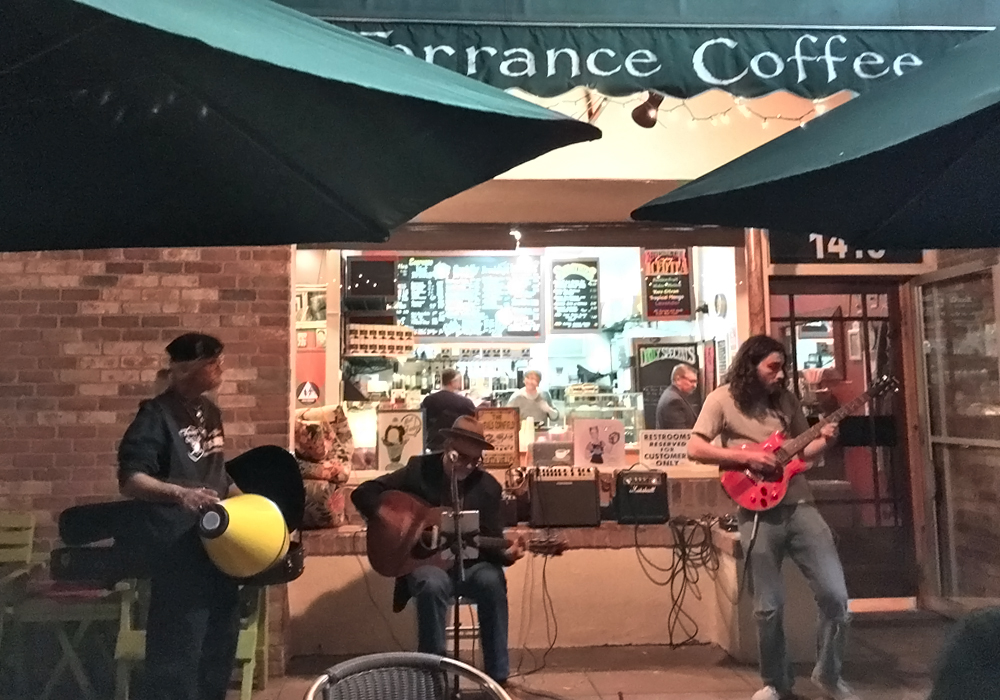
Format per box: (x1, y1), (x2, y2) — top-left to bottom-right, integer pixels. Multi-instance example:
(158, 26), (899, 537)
(551, 259), (600, 332)
(642, 248), (693, 320)
(396, 256), (542, 339)
(476, 407), (520, 470)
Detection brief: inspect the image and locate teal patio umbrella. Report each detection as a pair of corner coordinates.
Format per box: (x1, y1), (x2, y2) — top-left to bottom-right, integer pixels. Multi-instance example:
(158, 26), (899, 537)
(0, 0), (599, 251)
(632, 28), (998, 250)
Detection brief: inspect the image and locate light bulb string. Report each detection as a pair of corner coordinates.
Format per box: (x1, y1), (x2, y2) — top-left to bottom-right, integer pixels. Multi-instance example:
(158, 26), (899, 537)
(547, 90), (834, 128)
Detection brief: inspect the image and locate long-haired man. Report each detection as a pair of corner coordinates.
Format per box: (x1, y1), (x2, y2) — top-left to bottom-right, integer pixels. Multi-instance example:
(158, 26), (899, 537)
(687, 335), (856, 700)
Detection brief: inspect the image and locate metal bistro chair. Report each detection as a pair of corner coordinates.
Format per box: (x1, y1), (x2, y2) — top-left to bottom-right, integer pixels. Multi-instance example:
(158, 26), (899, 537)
(303, 652), (512, 700)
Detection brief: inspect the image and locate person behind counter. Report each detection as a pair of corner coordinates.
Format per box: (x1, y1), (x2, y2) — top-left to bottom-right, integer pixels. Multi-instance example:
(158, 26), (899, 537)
(421, 368), (477, 452)
(655, 363), (699, 429)
(507, 369), (558, 425)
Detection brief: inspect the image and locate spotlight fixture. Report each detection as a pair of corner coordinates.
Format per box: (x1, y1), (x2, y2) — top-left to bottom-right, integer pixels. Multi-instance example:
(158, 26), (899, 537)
(631, 91), (664, 129)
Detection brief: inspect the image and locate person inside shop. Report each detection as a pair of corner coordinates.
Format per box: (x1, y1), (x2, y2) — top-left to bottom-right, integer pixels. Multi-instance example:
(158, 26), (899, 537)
(351, 416), (524, 685)
(117, 333), (243, 700)
(507, 369), (559, 426)
(686, 335), (852, 700)
(421, 368), (477, 452)
(655, 363), (699, 430)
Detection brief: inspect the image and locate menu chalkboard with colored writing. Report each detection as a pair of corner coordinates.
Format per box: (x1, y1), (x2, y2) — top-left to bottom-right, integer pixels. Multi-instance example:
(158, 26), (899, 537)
(551, 259), (600, 332)
(642, 248), (693, 320)
(396, 256), (542, 339)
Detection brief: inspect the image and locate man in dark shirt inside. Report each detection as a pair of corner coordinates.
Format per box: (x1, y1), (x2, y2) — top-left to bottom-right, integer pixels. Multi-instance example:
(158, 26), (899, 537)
(656, 363), (699, 430)
(117, 333), (241, 700)
(352, 416), (524, 684)
(421, 368), (476, 452)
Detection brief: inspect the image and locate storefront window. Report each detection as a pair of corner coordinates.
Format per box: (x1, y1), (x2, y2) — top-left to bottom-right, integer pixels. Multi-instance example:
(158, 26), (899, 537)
(295, 244), (739, 472)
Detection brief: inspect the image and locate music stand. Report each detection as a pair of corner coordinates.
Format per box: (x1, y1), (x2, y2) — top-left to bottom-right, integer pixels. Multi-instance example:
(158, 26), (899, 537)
(446, 469), (481, 699)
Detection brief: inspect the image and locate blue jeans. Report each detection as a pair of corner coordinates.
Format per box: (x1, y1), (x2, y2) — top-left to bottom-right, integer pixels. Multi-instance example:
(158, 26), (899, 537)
(738, 504), (850, 695)
(406, 562), (510, 682)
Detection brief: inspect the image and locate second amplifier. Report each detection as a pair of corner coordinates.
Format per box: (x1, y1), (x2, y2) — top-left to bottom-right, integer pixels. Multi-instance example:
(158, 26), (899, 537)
(613, 470), (669, 524)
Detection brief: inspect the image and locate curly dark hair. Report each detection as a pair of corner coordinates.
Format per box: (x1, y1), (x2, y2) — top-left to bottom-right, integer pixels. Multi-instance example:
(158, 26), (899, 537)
(723, 335), (789, 414)
(383, 425), (406, 444)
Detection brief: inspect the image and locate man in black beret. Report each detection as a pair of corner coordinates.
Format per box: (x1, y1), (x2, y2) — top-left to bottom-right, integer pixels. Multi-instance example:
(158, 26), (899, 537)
(118, 332), (242, 700)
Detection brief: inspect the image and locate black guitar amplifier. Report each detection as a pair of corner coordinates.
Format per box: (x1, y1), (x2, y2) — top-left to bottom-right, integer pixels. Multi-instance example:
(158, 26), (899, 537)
(529, 467), (600, 527)
(614, 470), (669, 524)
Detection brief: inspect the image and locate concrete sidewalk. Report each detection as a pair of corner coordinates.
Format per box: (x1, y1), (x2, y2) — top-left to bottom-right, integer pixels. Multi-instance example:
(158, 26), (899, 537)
(244, 611), (950, 700)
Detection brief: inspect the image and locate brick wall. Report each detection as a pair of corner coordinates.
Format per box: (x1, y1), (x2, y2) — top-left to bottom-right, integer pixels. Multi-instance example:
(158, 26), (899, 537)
(936, 248), (999, 268)
(0, 245), (293, 674)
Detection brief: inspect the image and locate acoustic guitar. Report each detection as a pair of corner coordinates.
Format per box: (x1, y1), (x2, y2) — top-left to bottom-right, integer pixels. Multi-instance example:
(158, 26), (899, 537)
(720, 375), (899, 511)
(365, 490), (566, 578)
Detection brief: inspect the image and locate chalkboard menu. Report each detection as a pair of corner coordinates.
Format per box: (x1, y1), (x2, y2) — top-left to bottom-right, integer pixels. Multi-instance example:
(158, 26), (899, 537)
(642, 248), (693, 320)
(551, 259), (600, 332)
(396, 256), (542, 339)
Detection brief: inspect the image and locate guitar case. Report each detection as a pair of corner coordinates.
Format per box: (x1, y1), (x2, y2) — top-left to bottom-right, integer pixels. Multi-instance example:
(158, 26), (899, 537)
(51, 445), (306, 587)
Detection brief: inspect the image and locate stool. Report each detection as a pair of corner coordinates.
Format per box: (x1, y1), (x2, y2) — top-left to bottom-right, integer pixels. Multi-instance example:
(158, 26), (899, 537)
(444, 597), (480, 664)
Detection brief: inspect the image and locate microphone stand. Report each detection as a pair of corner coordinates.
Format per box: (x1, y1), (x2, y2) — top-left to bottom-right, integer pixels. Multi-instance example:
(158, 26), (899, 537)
(449, 460), (466, 700)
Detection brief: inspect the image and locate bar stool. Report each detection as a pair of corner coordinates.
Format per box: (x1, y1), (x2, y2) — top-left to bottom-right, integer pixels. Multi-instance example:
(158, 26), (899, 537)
(444, 597), (480, 665)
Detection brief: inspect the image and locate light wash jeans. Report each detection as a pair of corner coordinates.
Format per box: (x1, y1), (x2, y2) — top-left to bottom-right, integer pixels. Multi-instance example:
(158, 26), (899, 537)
(738, 504), (850, 695)
(407, 562), (510, 682)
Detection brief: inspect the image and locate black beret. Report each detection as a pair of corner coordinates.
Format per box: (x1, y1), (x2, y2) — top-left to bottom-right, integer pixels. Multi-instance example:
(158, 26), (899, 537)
(166, 333), (224, 363)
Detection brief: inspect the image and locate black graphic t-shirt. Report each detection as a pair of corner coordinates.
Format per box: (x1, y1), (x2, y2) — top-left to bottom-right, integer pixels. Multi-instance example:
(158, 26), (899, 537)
(117, 389), (230, 554)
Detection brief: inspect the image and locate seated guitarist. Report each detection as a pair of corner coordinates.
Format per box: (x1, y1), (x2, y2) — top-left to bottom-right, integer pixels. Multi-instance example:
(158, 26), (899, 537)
(351, 416), (525, 684)
(687, 335), (856, 700)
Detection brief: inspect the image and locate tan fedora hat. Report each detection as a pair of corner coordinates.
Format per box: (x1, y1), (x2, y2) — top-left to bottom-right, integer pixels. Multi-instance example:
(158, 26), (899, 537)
(439, 415), (494, 451)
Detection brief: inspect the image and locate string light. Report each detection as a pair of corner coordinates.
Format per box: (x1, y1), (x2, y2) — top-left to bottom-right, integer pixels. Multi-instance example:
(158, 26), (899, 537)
(551, 90), (833, 130)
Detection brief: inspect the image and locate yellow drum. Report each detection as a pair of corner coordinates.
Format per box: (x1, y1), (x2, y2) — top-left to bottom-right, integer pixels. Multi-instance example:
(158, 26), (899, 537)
(198, 494), (290, 578)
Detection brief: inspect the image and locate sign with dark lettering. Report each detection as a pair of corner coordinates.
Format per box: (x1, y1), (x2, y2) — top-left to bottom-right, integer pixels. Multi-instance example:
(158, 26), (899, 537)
(551, 259), (600, 332)
(642, 249), (693, 321)
(769, 232), (924, 264)
(396, 256), (542, 339)
(330, 22), (980, 99)
(477, 407), (521, 470)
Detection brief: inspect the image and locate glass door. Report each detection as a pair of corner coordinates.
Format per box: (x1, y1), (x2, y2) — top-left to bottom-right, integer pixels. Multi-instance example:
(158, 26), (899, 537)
(916, 263), (1000, 612)
(770, 278), (917, 598)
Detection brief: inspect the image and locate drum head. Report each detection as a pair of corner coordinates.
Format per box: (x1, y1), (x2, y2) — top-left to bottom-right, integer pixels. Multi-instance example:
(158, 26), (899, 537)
(226, 446), (306, 533)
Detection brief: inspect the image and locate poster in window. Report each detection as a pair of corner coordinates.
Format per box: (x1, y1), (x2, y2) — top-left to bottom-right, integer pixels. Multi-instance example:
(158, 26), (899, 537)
(376, 409), (424, 471)
(476, 407), (520, 470)
(641, 248), (693, 320)
(573, 419), (626, 468)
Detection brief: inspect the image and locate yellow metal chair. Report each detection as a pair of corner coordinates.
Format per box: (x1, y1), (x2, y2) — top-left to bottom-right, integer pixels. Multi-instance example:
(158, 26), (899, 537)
(114, 580), (268, 700)
(0, 512), (42, 674)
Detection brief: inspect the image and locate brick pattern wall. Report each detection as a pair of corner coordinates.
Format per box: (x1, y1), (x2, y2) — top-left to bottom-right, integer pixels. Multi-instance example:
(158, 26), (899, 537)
(936, 248), (999, 268)
(0, 245), (293, 674)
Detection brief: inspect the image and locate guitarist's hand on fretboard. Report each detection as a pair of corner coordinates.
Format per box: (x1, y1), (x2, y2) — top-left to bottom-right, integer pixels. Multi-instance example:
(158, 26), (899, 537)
(505, 536), (527, 564)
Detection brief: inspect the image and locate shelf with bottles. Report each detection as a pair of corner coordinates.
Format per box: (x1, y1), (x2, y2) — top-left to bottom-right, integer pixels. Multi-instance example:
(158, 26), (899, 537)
(392, 346), (534, 398)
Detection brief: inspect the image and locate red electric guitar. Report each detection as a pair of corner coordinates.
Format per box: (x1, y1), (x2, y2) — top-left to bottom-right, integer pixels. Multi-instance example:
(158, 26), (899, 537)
(720, 375), (899, 511)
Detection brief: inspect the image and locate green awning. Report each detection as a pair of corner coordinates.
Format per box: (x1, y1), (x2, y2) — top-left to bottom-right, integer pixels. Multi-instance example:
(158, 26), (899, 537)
(1, 0), (599, 251)
(324, 22), (985, 99)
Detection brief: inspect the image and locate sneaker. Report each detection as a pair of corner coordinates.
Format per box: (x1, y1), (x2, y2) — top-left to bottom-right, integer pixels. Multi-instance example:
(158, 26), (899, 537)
(751, 687), (794, 700)
(811, 671), (860, 700)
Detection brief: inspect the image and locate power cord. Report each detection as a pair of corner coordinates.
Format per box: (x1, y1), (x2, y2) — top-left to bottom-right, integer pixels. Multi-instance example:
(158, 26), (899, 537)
(630, 514), (720, 647)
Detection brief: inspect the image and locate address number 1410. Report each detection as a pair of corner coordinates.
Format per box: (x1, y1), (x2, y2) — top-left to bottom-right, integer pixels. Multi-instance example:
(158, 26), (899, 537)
(809, 234), (885, 260)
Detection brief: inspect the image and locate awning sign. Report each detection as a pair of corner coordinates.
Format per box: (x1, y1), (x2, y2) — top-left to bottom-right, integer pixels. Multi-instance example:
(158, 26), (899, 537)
(334, 23), (982, 99)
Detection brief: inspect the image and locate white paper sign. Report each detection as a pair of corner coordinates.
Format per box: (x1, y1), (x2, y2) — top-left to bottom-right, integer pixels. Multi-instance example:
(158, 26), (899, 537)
(639, 429), (692, 469)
